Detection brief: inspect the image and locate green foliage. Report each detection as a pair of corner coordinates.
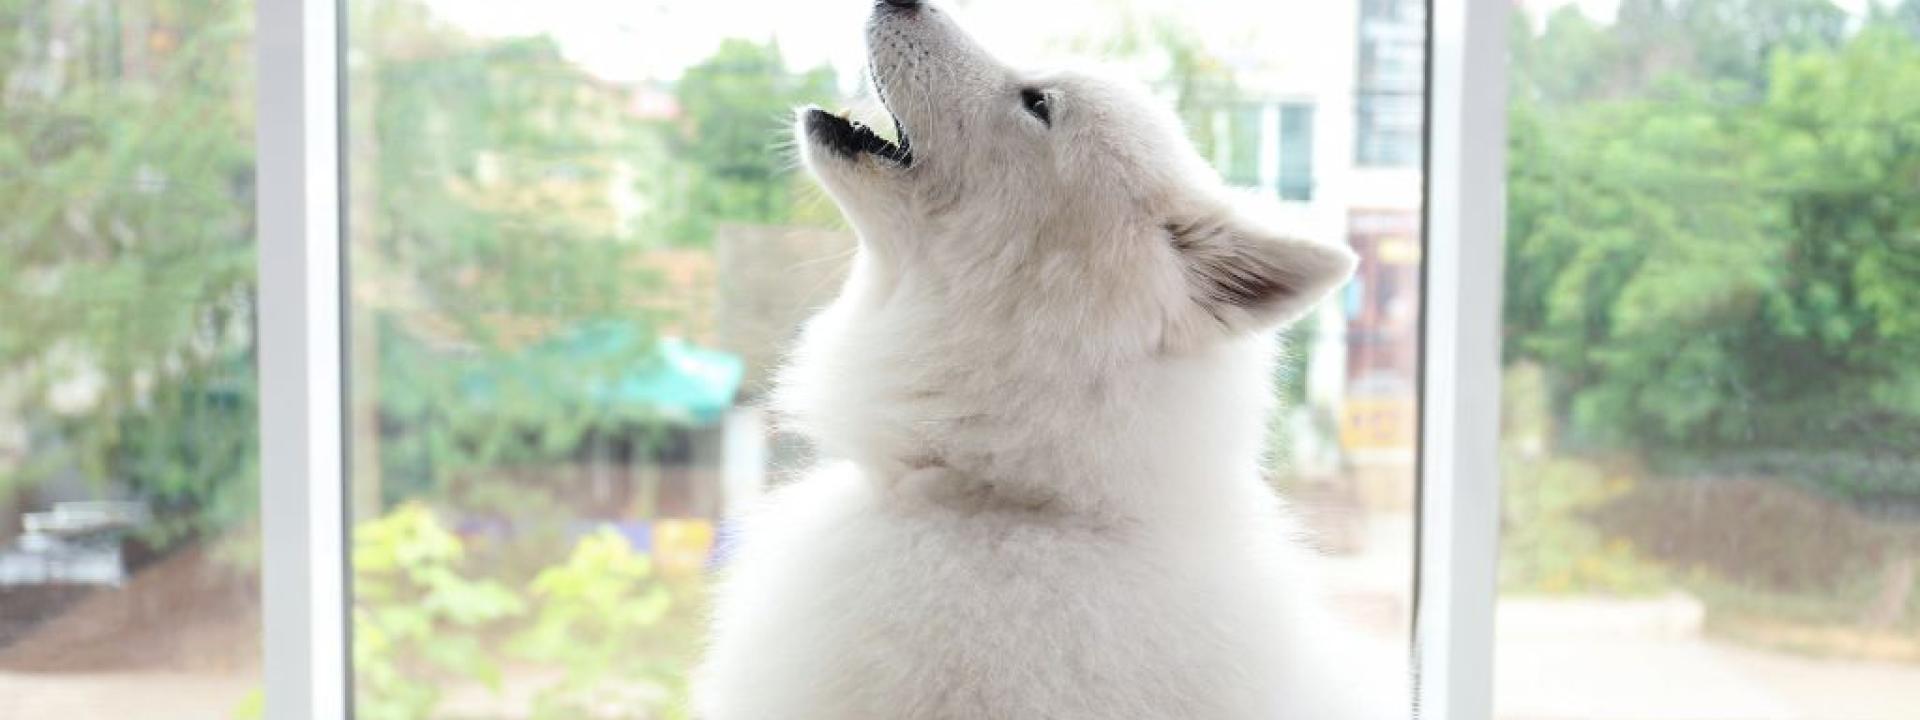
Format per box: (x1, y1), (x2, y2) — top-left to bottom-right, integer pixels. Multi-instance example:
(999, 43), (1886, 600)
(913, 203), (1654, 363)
(1676, 0), (1845, 93)
(1614, 0), (1846, 94)
(1506, 6), (1920, 503)
(348, 507), (693, 720)
(371, 317), (678, 510)
(1506, 3), (1920, 656)
(1500, 365), (1670, 595)
(514, 529), (685, 720)
(659, 38), (839, 246)
(360, 23), (650, 325)
(350, 3), (681, 508)
(0, 0), (257, 541)
(1501, 451), (1671, 595)
(349, 12), (849, 508)
(230, 688), (264, 720)
(114, 361), (257, 545)
(352, 503), (526, 720)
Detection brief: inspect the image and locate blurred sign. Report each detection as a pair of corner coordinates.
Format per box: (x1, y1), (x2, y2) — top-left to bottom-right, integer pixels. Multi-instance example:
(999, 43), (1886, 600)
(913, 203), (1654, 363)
(1340, 395), (1416, 451)
(1375, 236), (1421, 265)
(652, 519), (715, 576)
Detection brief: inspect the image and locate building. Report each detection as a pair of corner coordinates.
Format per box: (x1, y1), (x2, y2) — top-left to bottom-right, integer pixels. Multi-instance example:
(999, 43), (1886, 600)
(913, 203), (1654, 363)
(1195, 0), (1426, 487)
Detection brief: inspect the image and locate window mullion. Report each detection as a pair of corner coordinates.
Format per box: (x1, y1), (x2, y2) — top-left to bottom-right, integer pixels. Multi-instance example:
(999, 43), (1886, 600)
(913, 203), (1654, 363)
(1415, 0), (1509, 718)
(256, 0), (349, 716)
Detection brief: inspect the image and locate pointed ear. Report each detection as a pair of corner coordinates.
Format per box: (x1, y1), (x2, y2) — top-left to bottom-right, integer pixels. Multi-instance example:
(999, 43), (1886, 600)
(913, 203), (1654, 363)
(1167, 212), (1358, 333)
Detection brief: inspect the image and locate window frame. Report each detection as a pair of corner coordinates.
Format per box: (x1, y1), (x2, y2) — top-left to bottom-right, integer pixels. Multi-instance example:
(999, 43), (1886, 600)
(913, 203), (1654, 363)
(1411, 0), (1509, 717)
(256, 0), (349, 717)
(251, 0), (1511, 717)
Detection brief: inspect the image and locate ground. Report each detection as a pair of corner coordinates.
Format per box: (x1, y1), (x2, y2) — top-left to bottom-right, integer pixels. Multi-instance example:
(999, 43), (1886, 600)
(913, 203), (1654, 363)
(3, 512), (1917, 719)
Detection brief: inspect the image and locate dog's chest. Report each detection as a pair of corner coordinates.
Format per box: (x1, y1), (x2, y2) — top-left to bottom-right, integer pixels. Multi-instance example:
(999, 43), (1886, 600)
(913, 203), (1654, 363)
(698, 469), (1352, 719)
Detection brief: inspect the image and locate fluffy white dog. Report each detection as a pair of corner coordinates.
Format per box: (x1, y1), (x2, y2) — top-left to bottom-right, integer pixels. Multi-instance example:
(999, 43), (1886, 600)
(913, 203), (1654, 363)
(696, 2), (1409, 717)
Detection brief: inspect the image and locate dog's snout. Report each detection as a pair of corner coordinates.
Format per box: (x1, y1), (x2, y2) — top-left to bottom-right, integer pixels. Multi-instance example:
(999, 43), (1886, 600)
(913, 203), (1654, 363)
(878, 0), (923, 10)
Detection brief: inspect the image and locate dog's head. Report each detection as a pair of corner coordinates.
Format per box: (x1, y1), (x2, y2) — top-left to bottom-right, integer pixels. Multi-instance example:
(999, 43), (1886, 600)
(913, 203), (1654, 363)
(797, 1), (1355, 357)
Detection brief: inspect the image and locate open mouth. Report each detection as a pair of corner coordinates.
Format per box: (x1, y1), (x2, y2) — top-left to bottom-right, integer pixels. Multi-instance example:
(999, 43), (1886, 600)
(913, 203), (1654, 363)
(805, 107), (913, 167)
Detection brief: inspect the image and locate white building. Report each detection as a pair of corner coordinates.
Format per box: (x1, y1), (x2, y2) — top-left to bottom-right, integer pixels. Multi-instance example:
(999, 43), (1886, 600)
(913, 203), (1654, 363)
(1197, 0), (1427, 477)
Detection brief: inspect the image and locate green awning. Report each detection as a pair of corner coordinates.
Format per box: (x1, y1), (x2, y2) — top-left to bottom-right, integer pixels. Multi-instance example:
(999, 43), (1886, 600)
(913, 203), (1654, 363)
(455, 321), (743, 427)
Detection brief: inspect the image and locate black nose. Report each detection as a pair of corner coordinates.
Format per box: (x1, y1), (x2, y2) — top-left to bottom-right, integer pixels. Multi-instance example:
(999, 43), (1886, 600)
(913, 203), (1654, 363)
(880, 0), (922, 8)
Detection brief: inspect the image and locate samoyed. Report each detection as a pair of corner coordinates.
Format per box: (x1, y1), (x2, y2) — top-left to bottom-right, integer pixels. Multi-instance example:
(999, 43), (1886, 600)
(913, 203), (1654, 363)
(696, 2), (1408, 717)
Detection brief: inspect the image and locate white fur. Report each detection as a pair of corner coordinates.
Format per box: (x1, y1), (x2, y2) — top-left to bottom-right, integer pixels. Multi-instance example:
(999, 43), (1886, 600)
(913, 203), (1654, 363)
(696, 4), (1407, 718)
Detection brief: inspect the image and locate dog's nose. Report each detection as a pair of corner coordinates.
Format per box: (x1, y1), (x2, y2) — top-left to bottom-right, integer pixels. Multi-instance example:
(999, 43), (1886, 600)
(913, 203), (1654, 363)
(879, 0), (923, 9)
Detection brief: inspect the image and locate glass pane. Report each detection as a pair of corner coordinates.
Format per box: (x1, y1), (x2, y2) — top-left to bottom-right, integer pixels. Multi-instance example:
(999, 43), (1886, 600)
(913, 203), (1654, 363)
(1226, 105), (1266, 187)
(1279, 103), (1316, 202)
(1499, 2), (1920, 718)
(1356, 0), (1424, 168)
(0, 1), (262, 718)
(345, 1), (1425, 716)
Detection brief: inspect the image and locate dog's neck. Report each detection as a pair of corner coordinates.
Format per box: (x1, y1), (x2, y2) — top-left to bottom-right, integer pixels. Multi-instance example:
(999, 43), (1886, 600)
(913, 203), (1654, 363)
(777, 278), (1285, 525)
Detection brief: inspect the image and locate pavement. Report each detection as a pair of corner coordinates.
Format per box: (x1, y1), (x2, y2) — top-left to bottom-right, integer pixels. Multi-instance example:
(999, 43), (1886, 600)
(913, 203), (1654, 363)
(1495, 595), (1920, 720)
(1312, 512), (1920, 720)
(0, 670), (256, 720)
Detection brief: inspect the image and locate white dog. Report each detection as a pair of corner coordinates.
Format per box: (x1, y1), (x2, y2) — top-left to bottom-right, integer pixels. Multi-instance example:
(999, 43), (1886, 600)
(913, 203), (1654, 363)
(696, 2), (1408, 718)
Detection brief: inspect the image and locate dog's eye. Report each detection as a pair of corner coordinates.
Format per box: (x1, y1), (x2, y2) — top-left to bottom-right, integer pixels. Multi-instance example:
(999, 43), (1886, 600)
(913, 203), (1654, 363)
(1020, 88), (1052, 127)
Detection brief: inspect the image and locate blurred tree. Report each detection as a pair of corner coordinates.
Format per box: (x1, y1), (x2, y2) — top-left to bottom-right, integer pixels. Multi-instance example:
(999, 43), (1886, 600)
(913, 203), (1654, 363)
(1737, 24), (1920, 498)
(1677, 0), (1845, 93)
(350, 17), (854, 510)
(1506, 9), (1920, 504)
(366, 34), (644, 333)
(351, 503), (525, 720)
(350, 3), (673, 510)
(1527, 0), (1845, 105)
(0, 0), (258, 544)
(1510, 7), (1627, 107)
(661, 38), (839, 246)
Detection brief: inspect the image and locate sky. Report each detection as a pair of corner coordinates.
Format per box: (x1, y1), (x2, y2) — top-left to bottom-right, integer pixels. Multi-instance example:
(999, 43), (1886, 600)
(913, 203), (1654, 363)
(416, 0), (875, 84)
(418, 0), (1884, 85)
(414, 0), (1351, 85)
(1517, 0), (1872, 28)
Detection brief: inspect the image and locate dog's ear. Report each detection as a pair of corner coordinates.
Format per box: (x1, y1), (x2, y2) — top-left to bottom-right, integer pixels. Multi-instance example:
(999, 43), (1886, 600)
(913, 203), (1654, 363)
(1166, 210), (1357, 333)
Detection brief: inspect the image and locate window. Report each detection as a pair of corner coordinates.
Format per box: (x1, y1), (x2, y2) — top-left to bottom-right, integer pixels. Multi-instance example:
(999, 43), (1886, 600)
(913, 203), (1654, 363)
(0, 1), (261, 717)
(1209, 101), (1316, 202)
(12, 2), (1589, 719)
(1228, 106), (1274, 187)
(1357, 94), (1424, 167)
(1356, 0), (1426, 167)
(1278, 102), (1316, 202)
(339, 0), (1425, 717)
(1495, 2), (1920, 718)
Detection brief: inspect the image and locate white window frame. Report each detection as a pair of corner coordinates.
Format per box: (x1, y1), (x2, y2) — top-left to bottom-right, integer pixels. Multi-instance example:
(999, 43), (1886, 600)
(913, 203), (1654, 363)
(1414, 0), (1510, 718)
(257, 0), (348, 717)
(251, 0), (1509, 717)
